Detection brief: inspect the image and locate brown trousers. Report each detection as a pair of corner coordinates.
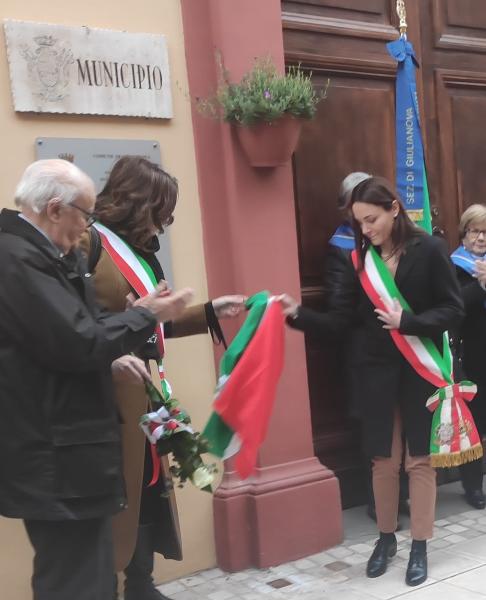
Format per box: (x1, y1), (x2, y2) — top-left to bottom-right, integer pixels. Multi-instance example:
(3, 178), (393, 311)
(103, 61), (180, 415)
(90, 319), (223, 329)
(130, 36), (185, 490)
(372, 408), (436, 540)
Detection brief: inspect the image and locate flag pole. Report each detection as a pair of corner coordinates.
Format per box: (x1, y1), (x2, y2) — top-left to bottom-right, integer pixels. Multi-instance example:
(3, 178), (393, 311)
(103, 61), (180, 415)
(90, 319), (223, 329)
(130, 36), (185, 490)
(396, 0), (408, 38)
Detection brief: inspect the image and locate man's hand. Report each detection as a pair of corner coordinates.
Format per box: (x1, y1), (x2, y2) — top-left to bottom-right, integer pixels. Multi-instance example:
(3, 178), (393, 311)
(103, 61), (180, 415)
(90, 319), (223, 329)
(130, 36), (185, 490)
(134, 287), (194, 322)
(212, 295), (247, 318)
(111, 355), (149, 384)
(375, 298), (403, 330)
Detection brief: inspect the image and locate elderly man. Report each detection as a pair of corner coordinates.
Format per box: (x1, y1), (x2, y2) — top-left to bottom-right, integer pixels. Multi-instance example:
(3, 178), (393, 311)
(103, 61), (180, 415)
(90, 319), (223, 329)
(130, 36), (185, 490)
(0, 160), (192, 600)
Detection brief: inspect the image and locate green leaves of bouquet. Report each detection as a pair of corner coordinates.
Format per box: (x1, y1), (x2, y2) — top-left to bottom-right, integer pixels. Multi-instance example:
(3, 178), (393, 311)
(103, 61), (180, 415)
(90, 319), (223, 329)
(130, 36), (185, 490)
(142, 381), (216, 492)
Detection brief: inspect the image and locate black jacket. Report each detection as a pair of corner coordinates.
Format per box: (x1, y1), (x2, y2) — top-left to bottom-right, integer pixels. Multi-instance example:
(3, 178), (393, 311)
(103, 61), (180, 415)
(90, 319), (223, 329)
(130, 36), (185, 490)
(454, 267), (486, 434)
(290, 234), (464, 457)
(323, 244), (365, 418)
(454, 267), (486, 385)
(0, 209), (157, 520)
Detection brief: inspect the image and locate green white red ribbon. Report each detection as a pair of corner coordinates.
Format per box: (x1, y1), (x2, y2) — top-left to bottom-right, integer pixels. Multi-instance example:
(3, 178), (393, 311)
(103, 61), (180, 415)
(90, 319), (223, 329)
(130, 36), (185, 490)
(203, 291), (285, 478)
(140, 404), (193, 444)
(352, 246), (482, 467)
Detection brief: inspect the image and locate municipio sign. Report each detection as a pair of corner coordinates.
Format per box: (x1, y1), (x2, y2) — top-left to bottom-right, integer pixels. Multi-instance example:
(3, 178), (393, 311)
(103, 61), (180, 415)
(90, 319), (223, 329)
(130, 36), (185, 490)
(3, 19), (173, 119)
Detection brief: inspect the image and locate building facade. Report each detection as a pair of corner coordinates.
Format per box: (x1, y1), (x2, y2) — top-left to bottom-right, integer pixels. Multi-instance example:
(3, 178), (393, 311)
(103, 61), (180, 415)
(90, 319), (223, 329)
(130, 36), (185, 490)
(3, 1), (486, 598)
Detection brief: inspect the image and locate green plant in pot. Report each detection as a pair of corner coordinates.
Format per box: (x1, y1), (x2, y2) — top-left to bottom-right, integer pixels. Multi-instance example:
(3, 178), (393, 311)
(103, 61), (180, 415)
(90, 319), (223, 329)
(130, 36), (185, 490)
(199, 56), (327, 167)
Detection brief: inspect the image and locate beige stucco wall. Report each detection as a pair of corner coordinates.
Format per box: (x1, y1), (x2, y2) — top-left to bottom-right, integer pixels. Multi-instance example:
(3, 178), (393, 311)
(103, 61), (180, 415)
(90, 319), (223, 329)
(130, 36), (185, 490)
(0, 2), (219, 598)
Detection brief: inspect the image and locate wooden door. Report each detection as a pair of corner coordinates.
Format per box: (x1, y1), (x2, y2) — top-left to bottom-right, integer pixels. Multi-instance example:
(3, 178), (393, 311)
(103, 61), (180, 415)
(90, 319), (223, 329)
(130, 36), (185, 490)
(283, 0), (486, 507)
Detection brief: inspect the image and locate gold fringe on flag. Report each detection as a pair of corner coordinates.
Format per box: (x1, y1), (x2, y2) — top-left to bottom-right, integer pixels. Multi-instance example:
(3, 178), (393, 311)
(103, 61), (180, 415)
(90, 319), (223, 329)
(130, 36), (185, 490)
(406, 209), (424, 223)
(430, 444), (483, 468)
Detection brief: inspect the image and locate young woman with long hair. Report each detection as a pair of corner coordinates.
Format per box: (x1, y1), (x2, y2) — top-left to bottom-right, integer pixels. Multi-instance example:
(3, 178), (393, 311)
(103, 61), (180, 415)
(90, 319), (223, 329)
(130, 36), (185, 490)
(279, 176), (464, 587)
(81, 155), (245, 600)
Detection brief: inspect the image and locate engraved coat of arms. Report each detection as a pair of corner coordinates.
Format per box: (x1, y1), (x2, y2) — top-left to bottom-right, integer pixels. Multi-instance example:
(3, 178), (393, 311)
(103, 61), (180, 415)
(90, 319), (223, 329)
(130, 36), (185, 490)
(20, 35), (74, 102)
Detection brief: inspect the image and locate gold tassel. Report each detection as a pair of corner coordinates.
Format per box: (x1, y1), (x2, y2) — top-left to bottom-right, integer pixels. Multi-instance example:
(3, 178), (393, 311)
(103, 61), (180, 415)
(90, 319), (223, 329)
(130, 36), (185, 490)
(431, 444), (484, 468)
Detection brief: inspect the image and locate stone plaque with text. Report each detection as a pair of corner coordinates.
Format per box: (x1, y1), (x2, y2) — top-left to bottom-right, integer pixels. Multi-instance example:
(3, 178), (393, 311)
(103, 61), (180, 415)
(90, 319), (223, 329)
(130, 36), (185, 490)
(4, 20), (173, 118)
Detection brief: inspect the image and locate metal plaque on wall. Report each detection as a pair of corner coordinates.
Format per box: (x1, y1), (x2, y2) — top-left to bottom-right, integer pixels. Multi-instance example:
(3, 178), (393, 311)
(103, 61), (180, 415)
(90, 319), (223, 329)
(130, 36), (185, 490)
(36, 136), (174, 284)
(4, 20), (173, 118)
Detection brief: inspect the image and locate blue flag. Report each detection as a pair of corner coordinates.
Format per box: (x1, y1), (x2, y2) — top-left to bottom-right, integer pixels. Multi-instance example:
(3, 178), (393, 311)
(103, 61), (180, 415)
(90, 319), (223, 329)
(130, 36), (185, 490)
(387, 38), (431, 233)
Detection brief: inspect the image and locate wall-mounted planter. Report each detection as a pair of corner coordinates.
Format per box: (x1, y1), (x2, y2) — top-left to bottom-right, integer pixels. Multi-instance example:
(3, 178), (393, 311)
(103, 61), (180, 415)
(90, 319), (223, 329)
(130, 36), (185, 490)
(234, 114), (303, 167)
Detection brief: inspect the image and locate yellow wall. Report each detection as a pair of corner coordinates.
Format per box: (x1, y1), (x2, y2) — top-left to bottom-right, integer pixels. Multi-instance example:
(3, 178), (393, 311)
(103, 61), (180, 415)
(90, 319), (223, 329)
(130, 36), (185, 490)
(0, 1), (219, 597)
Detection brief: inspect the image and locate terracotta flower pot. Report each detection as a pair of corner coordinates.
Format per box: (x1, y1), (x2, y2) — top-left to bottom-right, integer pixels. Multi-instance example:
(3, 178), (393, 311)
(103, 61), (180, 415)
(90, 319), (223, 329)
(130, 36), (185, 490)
(234, 114), (303, 167)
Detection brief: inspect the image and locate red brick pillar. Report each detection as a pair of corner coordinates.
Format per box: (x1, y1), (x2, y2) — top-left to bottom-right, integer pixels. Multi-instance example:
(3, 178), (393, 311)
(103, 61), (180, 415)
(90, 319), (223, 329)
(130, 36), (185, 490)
(181, 0), (343, 571)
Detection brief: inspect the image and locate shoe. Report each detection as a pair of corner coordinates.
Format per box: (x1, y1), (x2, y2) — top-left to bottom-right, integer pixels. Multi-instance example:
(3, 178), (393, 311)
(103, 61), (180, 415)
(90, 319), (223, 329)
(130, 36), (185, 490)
(465, 489), (486, 510)
(405, 549), (427, 586)
(366, 536), (397, 578)
(124, 524), (172, 600)
(125, 583), (171, 600)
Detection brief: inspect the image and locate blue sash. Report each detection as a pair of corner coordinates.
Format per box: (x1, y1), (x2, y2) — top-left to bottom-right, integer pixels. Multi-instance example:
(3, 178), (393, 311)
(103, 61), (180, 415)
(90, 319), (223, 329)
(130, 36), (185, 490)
(451, 246), (483, 276)
(329, 223), (355, 250)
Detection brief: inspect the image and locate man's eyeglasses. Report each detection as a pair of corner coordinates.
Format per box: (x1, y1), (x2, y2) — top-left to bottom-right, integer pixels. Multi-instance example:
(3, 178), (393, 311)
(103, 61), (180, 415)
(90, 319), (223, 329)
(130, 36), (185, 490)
(467, 228), (486, 239)
(70, 203), (97, 227)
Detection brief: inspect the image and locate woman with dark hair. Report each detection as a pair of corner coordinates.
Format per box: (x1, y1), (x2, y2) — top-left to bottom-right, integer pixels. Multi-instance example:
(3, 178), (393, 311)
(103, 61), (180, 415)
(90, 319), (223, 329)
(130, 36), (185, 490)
(279, 176), (464, 587)
(80, 155), (246, 600)
(95, 155), (178, 253)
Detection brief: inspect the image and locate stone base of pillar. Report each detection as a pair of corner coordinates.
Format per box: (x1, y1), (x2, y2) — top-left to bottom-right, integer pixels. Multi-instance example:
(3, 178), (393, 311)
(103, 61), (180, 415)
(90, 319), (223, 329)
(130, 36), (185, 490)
(213, 457), (342, 572)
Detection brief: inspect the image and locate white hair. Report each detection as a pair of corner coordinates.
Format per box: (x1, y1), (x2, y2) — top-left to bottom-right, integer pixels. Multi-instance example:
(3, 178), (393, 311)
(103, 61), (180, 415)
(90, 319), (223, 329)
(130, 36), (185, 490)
(338, 171), (372, 209)
(14, 159), (92, 214)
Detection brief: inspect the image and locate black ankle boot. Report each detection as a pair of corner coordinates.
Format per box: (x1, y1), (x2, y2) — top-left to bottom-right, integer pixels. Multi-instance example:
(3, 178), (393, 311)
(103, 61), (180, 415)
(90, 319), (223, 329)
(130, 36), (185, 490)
(405, 541), (427, 586)
(366, 533), (397, 578)
(124, 525), (171, 600)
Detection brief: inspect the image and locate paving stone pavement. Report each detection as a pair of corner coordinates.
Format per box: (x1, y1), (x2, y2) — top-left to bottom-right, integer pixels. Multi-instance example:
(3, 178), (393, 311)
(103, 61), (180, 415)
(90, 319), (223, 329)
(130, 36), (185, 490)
(155, 481), (486, 599)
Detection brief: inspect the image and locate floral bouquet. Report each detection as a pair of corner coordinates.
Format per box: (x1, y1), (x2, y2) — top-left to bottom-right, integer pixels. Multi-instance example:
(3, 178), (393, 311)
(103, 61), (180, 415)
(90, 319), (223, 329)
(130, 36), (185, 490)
(140, 380), (215, 492)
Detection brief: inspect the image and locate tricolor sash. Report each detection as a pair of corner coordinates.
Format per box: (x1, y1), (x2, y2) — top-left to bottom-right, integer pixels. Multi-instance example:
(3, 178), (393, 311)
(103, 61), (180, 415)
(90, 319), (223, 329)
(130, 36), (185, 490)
(93, 222), (172, 483)
(352, 246), (482, 467)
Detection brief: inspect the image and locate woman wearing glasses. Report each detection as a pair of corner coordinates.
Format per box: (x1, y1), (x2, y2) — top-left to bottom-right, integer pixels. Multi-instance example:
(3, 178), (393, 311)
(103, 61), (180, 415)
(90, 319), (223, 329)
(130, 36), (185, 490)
(80, 155), (245, 600)
(451, 204), (486, 510)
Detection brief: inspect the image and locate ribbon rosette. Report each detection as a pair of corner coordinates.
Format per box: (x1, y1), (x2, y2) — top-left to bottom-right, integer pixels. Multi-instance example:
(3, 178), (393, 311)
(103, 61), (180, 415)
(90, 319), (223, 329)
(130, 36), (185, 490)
(140, 381), (214, 492)
(426, 381), (482, 467)
(140, 405), (193, 445)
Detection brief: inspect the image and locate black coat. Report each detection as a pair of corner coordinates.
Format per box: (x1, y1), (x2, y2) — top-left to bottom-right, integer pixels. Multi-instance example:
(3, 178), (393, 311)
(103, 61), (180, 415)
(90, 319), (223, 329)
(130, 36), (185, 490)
(454, 266), (486, 434)
(324, 244), (365, 418)
(0, 209), (157, 520)
(291, 234), (464, 457)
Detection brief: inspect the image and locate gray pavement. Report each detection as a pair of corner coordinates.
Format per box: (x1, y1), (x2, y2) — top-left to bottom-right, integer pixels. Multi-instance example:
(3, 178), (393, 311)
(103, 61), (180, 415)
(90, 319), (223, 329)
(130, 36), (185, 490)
(156, 481), (486, 599)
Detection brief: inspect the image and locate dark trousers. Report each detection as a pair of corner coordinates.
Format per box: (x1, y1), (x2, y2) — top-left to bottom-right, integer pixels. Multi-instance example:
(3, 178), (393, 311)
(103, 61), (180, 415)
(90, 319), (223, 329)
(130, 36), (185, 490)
(24, 517), (114, 600)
